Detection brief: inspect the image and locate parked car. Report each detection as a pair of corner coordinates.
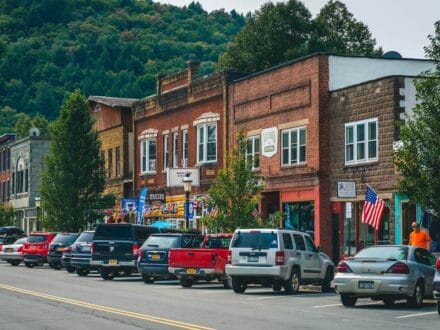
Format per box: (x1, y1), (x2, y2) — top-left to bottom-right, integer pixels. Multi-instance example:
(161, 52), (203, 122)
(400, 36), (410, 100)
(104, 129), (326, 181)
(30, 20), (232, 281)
(433, 257), (440, 316)
(47, 233), (80, 270)
(225, 228), (335, 294)
(22, 232), (57, 268)
(60, 245), (76, 273)
(70, 230), (95, 277)
(0, 237), (27, 266)
(168, 234), (233, 288)
(334, 245), (437, 307)
(138, 232), (203, 284)
(0, 226), (26, 252)
(91, 224), (159, 280)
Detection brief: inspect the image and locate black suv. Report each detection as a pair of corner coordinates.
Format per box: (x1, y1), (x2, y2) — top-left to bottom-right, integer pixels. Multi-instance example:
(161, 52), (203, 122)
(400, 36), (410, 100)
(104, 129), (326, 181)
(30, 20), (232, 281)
(91, 224), (159, 280)
(70, 230), (95, 276)
(47, 233), (80, 269)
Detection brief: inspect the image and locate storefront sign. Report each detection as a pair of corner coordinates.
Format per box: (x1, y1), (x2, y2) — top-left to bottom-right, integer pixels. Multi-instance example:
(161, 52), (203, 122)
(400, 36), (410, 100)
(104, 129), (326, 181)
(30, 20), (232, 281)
(148, 190), (166, 204)
(261, 127), (278, 158)
(337, 181), (356, 198)
(167, 168), (200, 187)
(137, 187), (148, 224)
(122, 198), (138, 212)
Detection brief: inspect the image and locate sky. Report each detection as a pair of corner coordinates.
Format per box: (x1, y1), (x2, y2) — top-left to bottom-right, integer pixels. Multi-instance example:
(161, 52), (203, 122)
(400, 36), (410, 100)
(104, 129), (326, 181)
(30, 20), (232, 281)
(156, 0), (440, 59)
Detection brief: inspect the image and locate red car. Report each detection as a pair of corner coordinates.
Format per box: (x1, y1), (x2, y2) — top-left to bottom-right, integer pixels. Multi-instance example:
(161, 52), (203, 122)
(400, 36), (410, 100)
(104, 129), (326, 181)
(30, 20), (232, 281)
(22, 232), (56, 268)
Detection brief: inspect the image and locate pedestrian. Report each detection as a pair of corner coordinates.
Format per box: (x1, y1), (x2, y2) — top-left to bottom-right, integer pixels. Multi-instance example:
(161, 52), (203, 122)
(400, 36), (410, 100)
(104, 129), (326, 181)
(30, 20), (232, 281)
(409, 221), (432, 250)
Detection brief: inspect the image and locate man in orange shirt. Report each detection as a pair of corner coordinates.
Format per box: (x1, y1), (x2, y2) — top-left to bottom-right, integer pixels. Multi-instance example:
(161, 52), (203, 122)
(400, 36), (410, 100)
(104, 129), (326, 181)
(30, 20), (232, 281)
(409, 222), (432, 250)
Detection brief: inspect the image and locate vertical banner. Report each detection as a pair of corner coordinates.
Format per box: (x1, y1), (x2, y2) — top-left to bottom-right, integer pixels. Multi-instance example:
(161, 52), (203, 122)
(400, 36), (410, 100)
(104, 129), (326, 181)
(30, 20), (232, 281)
(137, 187), (148, 225)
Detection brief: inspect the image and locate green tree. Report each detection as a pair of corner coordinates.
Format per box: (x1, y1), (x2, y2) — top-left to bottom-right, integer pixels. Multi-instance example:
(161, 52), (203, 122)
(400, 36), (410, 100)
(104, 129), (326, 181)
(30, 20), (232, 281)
(206, 131), (264, 232)
(0, 204), (15, 226)
(14, 113), (32, 138)
(40, 90), (105, 231)
(0, 106), (17, 135)
(395, 21), (440, 215)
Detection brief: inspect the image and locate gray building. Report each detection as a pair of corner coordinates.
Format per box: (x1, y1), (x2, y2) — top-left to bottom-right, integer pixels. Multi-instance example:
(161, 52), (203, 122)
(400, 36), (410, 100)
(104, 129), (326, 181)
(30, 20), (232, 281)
(8, 129), (50, 234)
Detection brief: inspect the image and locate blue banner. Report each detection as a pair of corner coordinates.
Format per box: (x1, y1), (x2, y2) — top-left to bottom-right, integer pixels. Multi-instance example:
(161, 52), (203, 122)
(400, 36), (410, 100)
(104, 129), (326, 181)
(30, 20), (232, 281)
(137, 187), (148, 224)
(122, 198), (138, 212)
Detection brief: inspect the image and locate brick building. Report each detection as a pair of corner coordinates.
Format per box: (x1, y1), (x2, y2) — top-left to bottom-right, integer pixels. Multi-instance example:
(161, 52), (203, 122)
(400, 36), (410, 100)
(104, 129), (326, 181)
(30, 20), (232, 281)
(89, 96), (138, 218)
(0, 133), (15, 205)
(133, 61), (242, 228)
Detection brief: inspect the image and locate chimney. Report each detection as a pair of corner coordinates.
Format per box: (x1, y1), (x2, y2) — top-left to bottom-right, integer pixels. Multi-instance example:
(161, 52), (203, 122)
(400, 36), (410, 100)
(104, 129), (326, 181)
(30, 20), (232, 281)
(187, 60), (200, 82)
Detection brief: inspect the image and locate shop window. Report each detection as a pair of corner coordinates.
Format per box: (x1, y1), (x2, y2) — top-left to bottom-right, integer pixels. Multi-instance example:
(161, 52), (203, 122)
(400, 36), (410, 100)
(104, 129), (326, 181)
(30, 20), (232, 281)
(377, 207), (390, 245)
(401, 202), (416, 245)
(357, 202), (375, 250)
(283, 201), (314, 233)
(343, 202), (356, 257)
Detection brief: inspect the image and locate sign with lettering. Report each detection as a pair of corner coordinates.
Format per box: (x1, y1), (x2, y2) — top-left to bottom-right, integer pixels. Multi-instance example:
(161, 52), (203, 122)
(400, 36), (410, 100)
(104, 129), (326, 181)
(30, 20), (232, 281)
(261, 127), (278, 158)
(337, 181), (356, 198)
(167, 168), (200, 187)
(148, 190), (166, 204)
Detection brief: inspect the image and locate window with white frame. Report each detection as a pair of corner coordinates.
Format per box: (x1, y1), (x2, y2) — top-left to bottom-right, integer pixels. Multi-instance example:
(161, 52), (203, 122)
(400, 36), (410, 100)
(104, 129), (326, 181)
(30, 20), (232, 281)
(140, 139), (156, 173)
(246, 135), (260, 170)
(172, 132), (178, 168)
(197, 123), (217, 164)
(281, 127), (306, 166)
(163, 134), (169, 169)
(182, 129), (188, 167)
(345, 118), (378, 164)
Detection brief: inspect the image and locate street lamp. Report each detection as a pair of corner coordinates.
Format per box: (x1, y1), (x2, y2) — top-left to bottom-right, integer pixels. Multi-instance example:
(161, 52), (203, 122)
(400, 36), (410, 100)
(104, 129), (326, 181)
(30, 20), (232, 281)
(35, 194), (41, 231)
(182, 173), (193, 230)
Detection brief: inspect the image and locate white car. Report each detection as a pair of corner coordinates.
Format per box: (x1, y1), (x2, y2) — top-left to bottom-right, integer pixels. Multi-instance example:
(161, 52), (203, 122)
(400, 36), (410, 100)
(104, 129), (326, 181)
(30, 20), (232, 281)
(0, 237), (27, 266)
(433, 257), (440, 316)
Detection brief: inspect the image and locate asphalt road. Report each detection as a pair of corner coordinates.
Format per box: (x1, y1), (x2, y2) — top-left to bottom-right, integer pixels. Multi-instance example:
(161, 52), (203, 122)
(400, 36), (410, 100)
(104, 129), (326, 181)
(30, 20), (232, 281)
(0, 261), (438, 330)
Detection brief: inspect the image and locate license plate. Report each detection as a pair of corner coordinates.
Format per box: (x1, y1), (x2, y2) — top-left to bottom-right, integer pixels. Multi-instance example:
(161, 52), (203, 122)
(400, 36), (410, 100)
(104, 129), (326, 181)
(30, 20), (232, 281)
(248, 256), (258, 262)
(57, 247), (64, 252)
(4, 248), (13, 252)
(108, 259), (118, 265)
(186, 268), (197, 274)
(82, 246), (91, 252)
(358, 281), (374, 289)
(151, 254), (160, 260)
(30, 245), (36, 250)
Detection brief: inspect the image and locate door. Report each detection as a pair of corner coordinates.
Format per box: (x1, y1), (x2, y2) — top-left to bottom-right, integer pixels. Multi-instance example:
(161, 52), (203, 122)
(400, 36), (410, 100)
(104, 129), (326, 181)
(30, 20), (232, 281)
(304, 234), (321, 278)
(414, 248), (436, 293)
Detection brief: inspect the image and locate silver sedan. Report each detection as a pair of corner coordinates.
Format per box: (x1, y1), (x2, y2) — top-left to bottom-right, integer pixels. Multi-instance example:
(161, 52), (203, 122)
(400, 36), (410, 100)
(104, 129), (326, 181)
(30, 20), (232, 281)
(0, 237), (27, 266)
(334, 245), (436, 307)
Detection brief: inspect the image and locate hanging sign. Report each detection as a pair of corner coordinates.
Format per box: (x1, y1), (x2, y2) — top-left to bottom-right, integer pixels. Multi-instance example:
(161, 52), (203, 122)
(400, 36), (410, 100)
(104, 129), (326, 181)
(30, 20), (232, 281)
(261, 127), (278, 158)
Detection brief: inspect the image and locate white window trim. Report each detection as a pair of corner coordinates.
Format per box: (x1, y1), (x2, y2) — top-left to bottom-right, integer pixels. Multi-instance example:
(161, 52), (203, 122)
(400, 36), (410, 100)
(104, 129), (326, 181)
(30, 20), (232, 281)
(172, 132), (178, 168)
(197, 123), (217, 164)
(246, 135), (260, 171)
(281, 126), (307, 166)
(182, 129), (188, 167)
(344, 118), (378, 165)
(140, 138), (156, 174)
(163, 134), (169, 170)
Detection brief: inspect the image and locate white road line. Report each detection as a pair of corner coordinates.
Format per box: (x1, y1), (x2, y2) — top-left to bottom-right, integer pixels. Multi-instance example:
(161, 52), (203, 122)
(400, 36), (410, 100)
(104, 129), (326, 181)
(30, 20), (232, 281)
(313, 303), (342, 308)
(395, 312), (437, 319)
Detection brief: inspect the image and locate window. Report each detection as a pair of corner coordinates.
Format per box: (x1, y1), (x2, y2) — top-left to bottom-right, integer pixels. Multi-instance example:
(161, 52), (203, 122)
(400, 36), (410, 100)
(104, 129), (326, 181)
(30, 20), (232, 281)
(304, 235), (316, 252)
(182, 129), (188, 167)
(197, 123), (217, 164)
(246, 135), (260, 170)
(107, 149), (112, 178)
(163, 134), (169, 169)
(345, 118), (378, 164)
(140, 139), (156, 173)
(283, 233), (293, 250)
(281, 127), (306, 166)
(293, 234), (306, 250)
(115, 147), (121, 177)
(172, 132), (178, 168)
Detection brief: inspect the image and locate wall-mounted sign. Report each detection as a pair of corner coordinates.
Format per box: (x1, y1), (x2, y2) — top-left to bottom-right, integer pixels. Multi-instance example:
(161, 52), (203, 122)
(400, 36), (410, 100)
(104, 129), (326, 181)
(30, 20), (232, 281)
(122, 198), (138, 212)
(167, 168), (200, 187)
(148, 190), (166, 205)
(261, 127), (278, 158)
(337, 181), (356, 198)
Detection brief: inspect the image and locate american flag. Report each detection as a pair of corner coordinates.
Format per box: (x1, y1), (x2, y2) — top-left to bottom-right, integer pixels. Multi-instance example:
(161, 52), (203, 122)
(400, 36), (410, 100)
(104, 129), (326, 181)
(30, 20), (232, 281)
(362, 186), (385, 230)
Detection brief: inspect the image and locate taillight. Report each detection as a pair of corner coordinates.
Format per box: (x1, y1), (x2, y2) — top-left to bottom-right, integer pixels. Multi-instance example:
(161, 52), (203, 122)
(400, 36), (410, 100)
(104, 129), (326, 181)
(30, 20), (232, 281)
(137, 247), (143, 258)
(227, 250), (231, 264)
(436, 258), (440, 270)
(0, 245), (2, 252)
(132, 243), (139, 256)
(63, 246), (72, 253)
(386, 262), (409, 274)
(275, 251), (285, 265)
(17, 246), (23, 253)
(336, 261), (353, 273)
(91, 242), (94, 254)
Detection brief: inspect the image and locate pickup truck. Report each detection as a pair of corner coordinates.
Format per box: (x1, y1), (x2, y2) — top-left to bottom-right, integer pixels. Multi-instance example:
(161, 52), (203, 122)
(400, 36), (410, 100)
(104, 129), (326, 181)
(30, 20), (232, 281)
(168, 234), (233, 288)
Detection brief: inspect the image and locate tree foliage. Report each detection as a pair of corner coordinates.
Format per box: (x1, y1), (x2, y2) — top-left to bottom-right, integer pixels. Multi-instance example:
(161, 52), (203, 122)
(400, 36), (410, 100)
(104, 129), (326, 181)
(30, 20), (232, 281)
(218, 0), (382, 72)
(0, 204), (15, 227)
(206, 131), (264, 232)
(0, 0), (245, 121)
(40, 90), (105, 231)
(395, 21), (440, 215)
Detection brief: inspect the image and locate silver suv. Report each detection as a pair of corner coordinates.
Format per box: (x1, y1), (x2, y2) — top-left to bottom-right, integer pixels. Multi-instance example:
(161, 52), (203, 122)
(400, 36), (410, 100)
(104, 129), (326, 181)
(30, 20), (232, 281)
(226, 228), (334, 294)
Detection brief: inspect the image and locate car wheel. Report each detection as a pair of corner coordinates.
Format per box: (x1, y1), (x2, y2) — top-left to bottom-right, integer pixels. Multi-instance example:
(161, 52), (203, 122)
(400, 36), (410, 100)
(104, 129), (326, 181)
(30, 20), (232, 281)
(340, 294), (357, 307)
(321, 267), (334, 293)
(284, 268), (300, 294)
(180, 277), (194, 288)
(121, 270), (133, 277)
(77, 269), (89, 277)
(25, 262), (34, 268)
(383, 298), (395, 306)
(273, 282), (282, 292)
(223, 277), (232, 289)
(53, 264), (62, 270)
(66, 266), (75, 273)
(437, 301), (440, 316)
(407, 282), (424, 308)
(48, 262), (54, 269)
(9, 260), (20, 266)
(100, 269), (115, 280)
(142, 275), (155, 284)
(231, 277), (247, 294)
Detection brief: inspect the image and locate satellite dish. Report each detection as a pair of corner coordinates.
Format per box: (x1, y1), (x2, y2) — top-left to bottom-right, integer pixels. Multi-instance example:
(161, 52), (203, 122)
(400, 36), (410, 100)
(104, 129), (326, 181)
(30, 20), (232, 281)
(29, 127), (40, 137)
(383, 51), (402, 59)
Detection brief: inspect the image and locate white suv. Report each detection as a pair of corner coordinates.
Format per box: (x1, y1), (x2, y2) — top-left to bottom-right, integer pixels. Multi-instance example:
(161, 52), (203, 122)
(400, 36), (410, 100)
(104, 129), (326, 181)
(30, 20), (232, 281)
(226, 228), (334, 294)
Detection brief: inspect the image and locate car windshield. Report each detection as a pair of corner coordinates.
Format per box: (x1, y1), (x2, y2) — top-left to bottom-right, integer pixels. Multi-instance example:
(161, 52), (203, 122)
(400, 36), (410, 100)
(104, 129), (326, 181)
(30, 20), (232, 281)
(52, 234), (79, 244)
(14, 238), (27, 245)
(28, 235), (48, 243)
(144, 235), (180, 248)
(231, 232), (278, 249)
(354, 246), (408, 260)
(75, 232), (94, 243)
(94, 225), (132, 240)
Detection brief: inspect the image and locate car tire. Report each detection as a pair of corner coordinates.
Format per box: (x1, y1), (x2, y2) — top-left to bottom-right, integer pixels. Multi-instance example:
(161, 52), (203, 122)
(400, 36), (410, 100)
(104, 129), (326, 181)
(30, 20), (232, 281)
(180, 277), (194, 288)
(53, 264), (62, 270)
(25, 262), (34, 268)
(142, 275), (155, 284)
(223, 277), (232, 289)
(231, 277), (247, 294)
(340, 294), (357, 307)
(100, 269), (115, 280)
(407, 282), (424, 308)
(284, 268), (300, 294)
(437, 301), (440, 316)
(66, 266), (75, 273)
(321, 267), (334, 293)
(383, 298), (395, 306)
(77, 269), (89, 277)
(9, 260), (20, 266)
(48, 262), (54, 269)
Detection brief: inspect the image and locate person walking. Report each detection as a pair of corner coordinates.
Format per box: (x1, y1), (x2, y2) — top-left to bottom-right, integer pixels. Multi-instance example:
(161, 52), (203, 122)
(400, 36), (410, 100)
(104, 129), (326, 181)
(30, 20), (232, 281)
(409, 221), (432, 250)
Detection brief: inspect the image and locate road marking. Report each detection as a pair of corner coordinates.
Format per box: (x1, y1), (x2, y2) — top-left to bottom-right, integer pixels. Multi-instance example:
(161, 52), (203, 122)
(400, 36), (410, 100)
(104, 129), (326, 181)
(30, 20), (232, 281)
(395, 312), (437, 319)
(313, 303), (342, 308)
(0, 283), (215, 330)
